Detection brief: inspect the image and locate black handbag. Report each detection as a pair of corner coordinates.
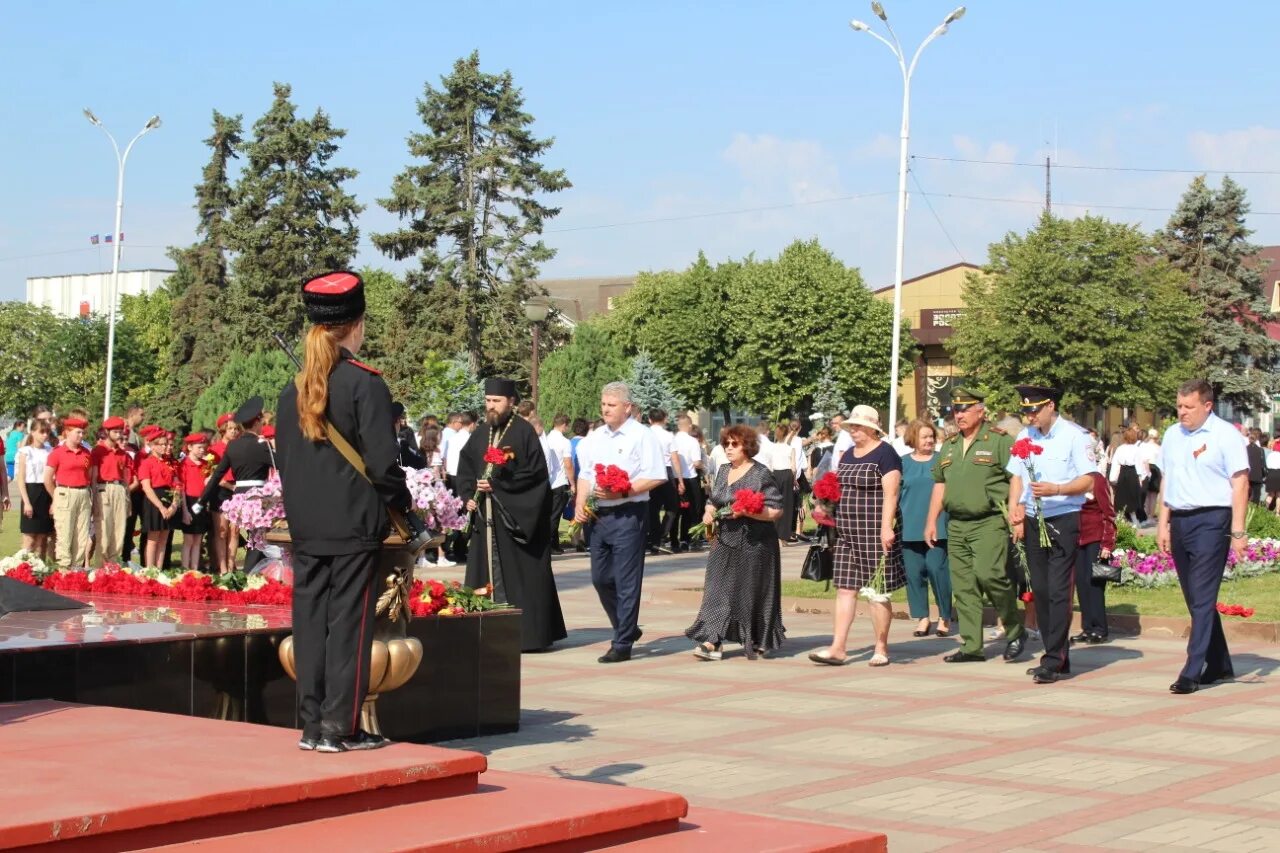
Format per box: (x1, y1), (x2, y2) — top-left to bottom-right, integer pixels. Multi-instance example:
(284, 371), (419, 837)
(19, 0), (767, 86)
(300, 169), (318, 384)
(1092, 561), (1121, 582)
(801, 543), (833, 586)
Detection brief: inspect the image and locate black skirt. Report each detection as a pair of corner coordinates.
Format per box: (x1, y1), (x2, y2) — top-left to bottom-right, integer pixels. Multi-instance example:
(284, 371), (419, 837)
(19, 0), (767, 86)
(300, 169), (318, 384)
(20, 482), (54, 534)
(182, 495), (210, 534)
(143, 489), (177, 532)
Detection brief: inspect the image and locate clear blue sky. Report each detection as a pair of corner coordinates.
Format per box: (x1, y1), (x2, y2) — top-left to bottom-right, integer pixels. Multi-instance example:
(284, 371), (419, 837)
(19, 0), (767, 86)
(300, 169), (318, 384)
(5, 0), (1280, 302)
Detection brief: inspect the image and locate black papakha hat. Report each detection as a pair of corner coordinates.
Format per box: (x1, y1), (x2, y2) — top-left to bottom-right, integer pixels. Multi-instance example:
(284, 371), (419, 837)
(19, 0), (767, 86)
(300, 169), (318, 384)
(484, 377), (518, 398)
(234, 395), (264, 426)
(303, 271), (366, 325)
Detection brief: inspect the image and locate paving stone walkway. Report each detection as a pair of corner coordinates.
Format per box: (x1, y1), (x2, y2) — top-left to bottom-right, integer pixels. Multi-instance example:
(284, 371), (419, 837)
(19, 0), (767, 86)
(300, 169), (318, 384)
(438, 545), (1280, 852)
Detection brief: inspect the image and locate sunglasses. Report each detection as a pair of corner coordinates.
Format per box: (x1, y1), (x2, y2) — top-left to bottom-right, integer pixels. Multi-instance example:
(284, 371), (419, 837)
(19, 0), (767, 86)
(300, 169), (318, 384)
(722, 439), (742, 448)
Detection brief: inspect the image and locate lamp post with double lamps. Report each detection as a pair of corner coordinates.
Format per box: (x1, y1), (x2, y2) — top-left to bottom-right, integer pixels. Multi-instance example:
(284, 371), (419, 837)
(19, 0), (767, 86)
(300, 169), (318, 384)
(83, 109), (161, 420)
(849, 3), (964, 422)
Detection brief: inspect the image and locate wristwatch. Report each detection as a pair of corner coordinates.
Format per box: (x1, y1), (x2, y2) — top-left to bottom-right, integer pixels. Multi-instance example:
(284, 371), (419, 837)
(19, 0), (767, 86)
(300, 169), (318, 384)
(1231, 531), (1247, 540)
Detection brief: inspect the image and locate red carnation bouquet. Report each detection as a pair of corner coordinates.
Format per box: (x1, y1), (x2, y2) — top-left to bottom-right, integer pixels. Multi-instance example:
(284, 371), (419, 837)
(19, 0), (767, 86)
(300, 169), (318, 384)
(461, 428), (513, 535)
(810, 472), (840, 527)
(567, 464), (633, 537)
(1010, 438), (1050, 547)
(1217, 602), (1255, 618)
(690, 488), (767, 539)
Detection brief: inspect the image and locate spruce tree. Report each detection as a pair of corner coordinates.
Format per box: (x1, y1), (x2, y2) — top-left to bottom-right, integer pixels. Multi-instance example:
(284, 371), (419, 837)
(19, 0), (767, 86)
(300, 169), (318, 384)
(812, 355), (847, 423)
(372, 52), (571, 379)
(227, 83), (362, 344)
(153, 111), (242, 428)
(628, 351), (682, 416)
(1157, 175), (1279, 411)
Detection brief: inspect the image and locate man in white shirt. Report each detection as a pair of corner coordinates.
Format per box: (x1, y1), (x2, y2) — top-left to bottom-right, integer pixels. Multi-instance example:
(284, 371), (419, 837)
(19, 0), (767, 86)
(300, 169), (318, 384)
(544, 414), (575, 553)
(575, 382), (668, 663)
(442, 411), (475, 562)
(891, 420), (911, 456)
(672, 414), (704, 550)
(830, 412), (853, 469)
(646, 409), (680, 555)
(753, 421), (774, 466)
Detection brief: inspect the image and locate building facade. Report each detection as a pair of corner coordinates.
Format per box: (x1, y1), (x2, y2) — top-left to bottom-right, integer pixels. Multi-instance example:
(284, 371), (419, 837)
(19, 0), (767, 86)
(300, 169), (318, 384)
(26, 269), (173, 319)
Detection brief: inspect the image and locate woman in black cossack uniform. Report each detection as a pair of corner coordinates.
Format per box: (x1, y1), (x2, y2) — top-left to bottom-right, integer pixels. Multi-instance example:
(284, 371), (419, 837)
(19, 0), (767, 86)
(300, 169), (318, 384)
(275, 270), (414, 754)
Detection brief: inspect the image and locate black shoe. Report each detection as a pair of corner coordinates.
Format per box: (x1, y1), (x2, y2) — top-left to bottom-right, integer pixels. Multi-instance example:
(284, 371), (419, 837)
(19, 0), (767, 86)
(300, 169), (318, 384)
(1069, 632), (1090, 644)
(657, 546), (674, 555)
(1029, 666), (1060, 684)
(1170, 677), (1199, 694)
(1003, 637), (1026, 661)
(647, 547), (661, 556)
(315, 735), (348, 753)
(1086, 633), (1108, 645)
(628, 628), (643, 643)
(341, 730), (390, 751)
(298, 735), (319, 751)
(550, 546), (564, 555)
(598, 647), (631, 664)
(1200, 669), (1235, 685)
(944, 651), (985, 663)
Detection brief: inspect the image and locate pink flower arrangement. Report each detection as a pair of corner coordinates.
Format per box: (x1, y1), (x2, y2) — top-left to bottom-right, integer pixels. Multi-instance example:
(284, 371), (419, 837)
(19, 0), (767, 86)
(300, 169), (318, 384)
(220, 472), (285, 549)
(404, 466), (467, 532)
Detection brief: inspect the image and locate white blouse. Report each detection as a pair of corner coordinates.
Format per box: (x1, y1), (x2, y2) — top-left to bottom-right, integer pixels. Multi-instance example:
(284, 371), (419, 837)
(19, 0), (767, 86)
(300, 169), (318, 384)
(18, 445), (50, 483)
(1108, 442), (1150, 483)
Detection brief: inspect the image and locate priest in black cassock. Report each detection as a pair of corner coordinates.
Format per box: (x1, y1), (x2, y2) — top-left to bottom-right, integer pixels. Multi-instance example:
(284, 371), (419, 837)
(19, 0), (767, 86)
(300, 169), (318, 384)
(456, 378), (567, 652)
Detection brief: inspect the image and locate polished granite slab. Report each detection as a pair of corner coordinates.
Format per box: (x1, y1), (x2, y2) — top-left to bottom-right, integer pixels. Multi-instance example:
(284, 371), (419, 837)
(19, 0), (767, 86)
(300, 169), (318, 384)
(0, 592), (520, 741)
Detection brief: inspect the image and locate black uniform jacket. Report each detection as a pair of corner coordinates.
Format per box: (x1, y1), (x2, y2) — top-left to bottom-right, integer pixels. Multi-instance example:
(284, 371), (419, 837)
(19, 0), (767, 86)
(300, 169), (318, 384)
(275, 350), (412, 556)
(197, 432), (275, 505)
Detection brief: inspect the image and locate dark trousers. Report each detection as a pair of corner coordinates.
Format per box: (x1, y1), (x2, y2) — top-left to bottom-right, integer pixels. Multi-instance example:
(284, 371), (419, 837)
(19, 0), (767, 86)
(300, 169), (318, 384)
(647, 474), (678, 550)
(549, 485), (571, 547)
(1170, 507), (1234, 681)
(1074, 540), (1109, 637)
(588, 502), (647, 651)
(444, 475), (468, 561)
(678, 477), (704, 545)
(1025, 512), (1080, 673)
(1249, 481), (1264, 504)
(122, 490), (144, 563)
(292, 549), (379, 737)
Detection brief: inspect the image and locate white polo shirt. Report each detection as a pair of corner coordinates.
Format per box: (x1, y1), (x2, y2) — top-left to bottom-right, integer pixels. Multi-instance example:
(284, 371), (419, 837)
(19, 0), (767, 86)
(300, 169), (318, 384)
(545, 428), (573, 481)
(672, 430), (702, 479)
(445, 428), (471, 477)
(540, 434), (566, 489)
(832, 428), (853, 468)
(578, 418), (667, 506)
(649, 423), (676, 472)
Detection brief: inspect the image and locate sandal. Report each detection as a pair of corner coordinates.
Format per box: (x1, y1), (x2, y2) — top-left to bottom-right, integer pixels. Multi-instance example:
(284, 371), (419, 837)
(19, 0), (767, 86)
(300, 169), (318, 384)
(912, 620), (932, 638)
(808, 651), (849, 666)
(936, 625), (952, 638)
(868, 653), (891, 667)
(693, 643), (722, 661)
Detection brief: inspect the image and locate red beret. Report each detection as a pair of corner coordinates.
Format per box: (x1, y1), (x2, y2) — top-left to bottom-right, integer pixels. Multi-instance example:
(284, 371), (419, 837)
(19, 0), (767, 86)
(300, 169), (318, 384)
(261, 425), (276, 439)
(184, 433), (208, 445)
(216, 413), (234, 428)
(62, 417), (88, 430)
(102, 416), (125, 430)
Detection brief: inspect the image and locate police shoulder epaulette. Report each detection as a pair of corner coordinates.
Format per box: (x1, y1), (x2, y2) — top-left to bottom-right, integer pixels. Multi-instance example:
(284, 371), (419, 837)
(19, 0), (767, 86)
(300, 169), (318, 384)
(344, 357), (382, 375)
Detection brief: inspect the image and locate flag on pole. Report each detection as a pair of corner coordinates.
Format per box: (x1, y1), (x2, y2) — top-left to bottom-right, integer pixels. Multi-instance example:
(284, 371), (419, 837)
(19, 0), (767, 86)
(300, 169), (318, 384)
(89, 235), (99, 245)
(104, 234), (113, 244)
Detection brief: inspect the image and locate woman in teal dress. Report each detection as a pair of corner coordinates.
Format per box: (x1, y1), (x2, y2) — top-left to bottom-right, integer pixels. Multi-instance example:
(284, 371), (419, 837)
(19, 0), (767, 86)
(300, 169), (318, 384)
(899, 420), (954, 637)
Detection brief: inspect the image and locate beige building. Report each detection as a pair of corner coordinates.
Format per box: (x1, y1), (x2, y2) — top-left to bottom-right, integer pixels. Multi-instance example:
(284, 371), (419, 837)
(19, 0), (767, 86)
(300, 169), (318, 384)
(872, 263), (979, 422)
(538, 276), (637, 321)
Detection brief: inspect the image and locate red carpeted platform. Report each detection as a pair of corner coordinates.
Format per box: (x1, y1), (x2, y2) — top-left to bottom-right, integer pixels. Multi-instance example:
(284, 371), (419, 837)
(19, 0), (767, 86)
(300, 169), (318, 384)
(0, 701), (884, 852)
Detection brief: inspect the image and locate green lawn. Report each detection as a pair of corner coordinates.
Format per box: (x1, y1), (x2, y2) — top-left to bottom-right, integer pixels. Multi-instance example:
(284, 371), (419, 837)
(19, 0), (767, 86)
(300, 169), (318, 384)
(782, 573), (1280, 621)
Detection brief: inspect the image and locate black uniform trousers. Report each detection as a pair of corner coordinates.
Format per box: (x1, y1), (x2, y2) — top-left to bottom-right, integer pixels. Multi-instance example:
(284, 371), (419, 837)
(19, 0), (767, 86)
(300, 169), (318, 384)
(1170, 507), (1234, 681)
(588, 502), (647, 652)
(122, 490), (144, 563)
(549, 485), (571, 547)
(444, 475), (468, 562)
(647, 470), (678, 550)
(1025, 512), (1080, 673)
(291, 549), (380, 737)
(1074, 540), (1109, 638)
(678, 476), (704, 546)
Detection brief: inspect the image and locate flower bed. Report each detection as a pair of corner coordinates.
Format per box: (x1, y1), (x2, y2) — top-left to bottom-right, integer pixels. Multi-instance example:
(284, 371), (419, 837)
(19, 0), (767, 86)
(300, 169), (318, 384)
(1108, 539), (1280, 589)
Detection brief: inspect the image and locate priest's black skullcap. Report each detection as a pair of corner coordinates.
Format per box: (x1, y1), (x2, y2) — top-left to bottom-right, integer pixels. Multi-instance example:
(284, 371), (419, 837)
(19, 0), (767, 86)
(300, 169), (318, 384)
(484, 377), (518, 398)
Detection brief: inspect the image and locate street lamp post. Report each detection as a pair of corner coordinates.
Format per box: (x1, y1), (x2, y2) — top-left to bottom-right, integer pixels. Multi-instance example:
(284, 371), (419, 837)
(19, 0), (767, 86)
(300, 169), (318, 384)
(523, 295), (552, 408)
(83, 109), (161, 420)
(850, 3), (964, 422)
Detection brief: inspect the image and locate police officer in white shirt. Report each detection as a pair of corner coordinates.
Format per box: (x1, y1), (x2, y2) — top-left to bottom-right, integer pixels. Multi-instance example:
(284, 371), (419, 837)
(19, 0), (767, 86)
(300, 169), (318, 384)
(646, 409), (680, 555)
(575, 382), (668, 663)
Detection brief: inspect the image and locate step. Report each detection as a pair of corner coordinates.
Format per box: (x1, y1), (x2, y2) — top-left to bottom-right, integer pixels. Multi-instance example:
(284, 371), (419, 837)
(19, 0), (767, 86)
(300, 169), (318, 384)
(142, 770), (688, 852)
(605, 806), (887, 852)
(0, 701), (484, 852)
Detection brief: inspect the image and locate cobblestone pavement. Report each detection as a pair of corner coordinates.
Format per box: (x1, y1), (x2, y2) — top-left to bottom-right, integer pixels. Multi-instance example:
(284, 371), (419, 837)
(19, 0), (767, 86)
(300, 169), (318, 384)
(438, 545), (1280, 852)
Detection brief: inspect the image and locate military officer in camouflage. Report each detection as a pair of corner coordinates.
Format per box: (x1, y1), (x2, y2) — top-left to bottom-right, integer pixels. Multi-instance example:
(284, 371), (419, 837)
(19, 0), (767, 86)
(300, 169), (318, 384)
(924, 387), (1026, 663)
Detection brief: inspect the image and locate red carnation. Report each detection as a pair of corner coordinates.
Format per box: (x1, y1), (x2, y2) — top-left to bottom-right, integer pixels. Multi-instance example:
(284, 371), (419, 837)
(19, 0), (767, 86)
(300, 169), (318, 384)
(731, 489), (766, 516)
(1019, 591), (1034, 603)
(812, 472), (841, 503)
(1010, 438), (1044, 460)
(483, 446), (510, 466)
(595, 464), (632, 495)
